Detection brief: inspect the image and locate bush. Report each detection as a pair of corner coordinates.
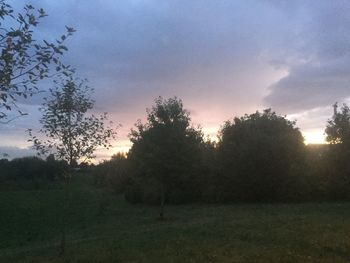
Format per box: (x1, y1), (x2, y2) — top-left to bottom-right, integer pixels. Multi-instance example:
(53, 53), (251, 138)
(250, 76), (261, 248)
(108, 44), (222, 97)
(93, 153), (129, 193)
(217, 109), (306, 202)
(0, 156), (68, 190)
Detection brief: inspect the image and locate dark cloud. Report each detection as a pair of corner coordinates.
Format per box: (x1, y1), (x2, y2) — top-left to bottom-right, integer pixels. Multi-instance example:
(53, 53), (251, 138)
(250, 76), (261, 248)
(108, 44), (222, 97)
(31, 0), (283, 110)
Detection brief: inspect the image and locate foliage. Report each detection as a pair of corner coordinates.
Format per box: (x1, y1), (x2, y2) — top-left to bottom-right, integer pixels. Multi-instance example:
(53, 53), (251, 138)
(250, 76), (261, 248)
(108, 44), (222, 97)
(0, 0), (74, 123)
(326, 103), (350, 145)
(28, 76), (117, 166)
(325, 103), (350, 199)
(217, 109), (306, 202)
(127, 97), (203, 213)
(93, 153), (129, 192)
(195, 138), (220, 202)
(303, 144), (331, 201)
(0, 156), (67, 190)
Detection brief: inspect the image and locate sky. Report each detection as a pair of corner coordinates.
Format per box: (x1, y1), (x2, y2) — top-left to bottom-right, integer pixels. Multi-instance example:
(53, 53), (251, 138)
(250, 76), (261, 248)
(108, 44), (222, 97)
(1, 0), (350, 161)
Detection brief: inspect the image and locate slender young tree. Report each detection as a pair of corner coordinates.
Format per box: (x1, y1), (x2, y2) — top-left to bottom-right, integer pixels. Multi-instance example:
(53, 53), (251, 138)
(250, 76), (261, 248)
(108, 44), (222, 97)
(0, 1), (74, 123)
(28, 75), (117, 255)
(28, 76), (117, 170)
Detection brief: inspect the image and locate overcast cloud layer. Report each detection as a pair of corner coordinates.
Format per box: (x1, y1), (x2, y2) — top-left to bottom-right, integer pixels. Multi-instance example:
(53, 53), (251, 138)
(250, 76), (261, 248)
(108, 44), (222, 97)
(1, 0), (350, 160)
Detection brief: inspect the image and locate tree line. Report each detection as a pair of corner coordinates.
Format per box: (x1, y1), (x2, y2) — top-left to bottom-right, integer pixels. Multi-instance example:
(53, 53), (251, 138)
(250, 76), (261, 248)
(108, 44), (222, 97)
(3, 96), (349, 217)
(93, 98), (350, 219)
(0, 155), (68, 190)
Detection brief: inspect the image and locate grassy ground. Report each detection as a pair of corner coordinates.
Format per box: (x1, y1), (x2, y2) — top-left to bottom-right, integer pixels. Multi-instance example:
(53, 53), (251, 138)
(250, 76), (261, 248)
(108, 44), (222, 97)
(1, 176), (350, 262)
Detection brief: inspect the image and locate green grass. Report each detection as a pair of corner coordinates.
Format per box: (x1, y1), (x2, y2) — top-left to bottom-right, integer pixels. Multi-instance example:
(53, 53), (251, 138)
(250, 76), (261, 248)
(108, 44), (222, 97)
(1, 177), (350, 262)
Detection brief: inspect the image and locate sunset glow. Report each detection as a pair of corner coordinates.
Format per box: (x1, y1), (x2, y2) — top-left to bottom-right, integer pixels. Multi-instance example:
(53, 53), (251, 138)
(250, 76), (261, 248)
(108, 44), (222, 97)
(303, 130), (327, 145)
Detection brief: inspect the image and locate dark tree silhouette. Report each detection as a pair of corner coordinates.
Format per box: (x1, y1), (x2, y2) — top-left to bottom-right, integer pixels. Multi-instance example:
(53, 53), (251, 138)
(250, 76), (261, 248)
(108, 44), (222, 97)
(325, 103), (350, 199)
(218, 109), (306, 202)
(127, 97), (203, 219)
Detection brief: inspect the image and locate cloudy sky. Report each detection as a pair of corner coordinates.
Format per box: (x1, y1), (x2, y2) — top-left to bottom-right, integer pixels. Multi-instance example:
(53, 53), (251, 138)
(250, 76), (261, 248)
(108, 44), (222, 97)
(1, 0), (350, 160)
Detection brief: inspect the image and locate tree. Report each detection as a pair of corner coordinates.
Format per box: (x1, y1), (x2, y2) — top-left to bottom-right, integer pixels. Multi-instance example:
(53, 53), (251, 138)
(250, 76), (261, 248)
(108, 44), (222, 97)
(28, 75), (117, 255)
(325, 103), (350, 199)
(127, 97), (203, 219)
(218, 109), (306, 202)
(0, 1), (74, 123)
(28, 76), (117, 170)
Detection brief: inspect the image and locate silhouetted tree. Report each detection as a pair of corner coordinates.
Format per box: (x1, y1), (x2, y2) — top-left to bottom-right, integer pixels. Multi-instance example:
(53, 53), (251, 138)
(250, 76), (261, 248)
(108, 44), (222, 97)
(127, 97), (203, 219)
(218, 109), (306, 202)
(325, 103), (350, 199)
(0, 1), (74, 123)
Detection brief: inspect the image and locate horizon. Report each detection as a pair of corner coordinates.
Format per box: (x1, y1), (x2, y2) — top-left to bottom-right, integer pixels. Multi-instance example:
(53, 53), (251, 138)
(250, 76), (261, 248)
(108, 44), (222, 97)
(1, 103), (330, 162)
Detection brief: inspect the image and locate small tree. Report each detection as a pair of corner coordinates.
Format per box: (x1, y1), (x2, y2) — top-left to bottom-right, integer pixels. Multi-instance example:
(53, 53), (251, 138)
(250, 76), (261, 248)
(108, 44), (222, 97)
(28, 76), (117, 170)
(28, 76), (117, 255)
(0, 1), (74, 123)
(128, 97), (203, 219)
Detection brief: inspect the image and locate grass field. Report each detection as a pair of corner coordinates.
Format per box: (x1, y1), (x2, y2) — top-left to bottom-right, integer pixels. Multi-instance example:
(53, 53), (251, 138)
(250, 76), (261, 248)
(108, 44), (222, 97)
(1, 176), (350, 262)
